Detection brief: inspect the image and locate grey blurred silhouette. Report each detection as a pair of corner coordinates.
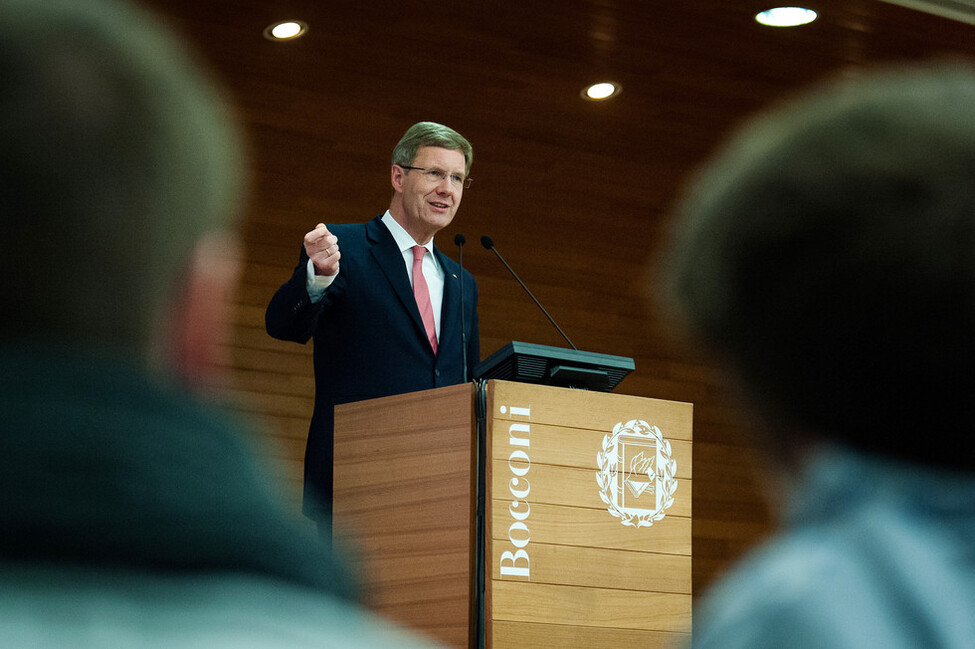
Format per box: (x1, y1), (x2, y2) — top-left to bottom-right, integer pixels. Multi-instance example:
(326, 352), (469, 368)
(665, 63), (975, 649)
(0, 0), (443, 645)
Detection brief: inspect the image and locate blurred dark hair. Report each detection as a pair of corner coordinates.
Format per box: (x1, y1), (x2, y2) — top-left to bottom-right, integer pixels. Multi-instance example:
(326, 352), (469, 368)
(665, 63), (975, 469)
(0, 0), (243, 360)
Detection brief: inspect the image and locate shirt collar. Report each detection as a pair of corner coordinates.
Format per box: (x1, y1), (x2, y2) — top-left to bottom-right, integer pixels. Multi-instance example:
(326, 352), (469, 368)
(786, 444), (975, 527)
(381, 211), (435, 256)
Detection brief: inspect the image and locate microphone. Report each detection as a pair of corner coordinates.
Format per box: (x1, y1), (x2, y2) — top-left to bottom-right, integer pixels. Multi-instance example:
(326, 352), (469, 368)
(480, 235), (578, 350)
(454, 233), (468, 380)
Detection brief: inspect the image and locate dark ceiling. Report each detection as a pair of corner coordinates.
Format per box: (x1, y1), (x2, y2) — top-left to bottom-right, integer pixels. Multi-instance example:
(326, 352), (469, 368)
(145, 0), (975, 218)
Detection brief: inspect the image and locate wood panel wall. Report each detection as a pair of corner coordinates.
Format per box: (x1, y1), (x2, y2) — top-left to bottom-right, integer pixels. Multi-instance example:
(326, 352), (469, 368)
(148, 0), (975, 607)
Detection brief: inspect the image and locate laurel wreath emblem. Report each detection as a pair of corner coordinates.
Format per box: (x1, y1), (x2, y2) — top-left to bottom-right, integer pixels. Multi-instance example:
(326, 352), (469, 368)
(596, 419), (678, 528)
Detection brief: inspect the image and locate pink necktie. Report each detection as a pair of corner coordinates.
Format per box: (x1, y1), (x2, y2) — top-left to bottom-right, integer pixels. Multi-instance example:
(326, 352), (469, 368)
(411, 246), (438, 354)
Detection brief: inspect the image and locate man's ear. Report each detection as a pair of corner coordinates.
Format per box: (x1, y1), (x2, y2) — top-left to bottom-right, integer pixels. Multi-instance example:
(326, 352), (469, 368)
(390, 164), (405, 193)
(163, 230), (241, 393)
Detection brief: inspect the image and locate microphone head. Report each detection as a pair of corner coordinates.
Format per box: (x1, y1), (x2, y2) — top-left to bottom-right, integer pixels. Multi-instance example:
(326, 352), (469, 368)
(480, 235), (494, 250)
(454, 233), (467, 246)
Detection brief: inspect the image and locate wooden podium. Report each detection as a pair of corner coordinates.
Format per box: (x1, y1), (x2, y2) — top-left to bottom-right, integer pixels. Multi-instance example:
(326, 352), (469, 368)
(333, 380), (692, 648)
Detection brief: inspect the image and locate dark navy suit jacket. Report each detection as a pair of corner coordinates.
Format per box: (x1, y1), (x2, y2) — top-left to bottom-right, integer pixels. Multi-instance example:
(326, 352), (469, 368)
(265, 215), (479, 521)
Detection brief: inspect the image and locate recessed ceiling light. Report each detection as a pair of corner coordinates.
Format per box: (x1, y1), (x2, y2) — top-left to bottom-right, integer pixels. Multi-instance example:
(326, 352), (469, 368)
(263, 20), (308, 41)
(755, 7), (818, 27)
(582, 81), (622, 101)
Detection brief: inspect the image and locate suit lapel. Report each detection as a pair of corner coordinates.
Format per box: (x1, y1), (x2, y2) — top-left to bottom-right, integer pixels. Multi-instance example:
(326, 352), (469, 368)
(365, 216), (429, 345)
(436, 246), (461, 351)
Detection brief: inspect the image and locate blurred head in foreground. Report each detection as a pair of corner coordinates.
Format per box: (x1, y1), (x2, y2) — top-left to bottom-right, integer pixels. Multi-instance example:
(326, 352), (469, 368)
(0, 0), (244, 387)
(0, 6), (452, 648)
(666, 61), (975, 649)
(666, 63), (975, 470)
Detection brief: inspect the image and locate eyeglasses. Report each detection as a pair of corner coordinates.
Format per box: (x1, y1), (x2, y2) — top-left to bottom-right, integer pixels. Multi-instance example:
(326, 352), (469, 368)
(399, 165), (473, 189)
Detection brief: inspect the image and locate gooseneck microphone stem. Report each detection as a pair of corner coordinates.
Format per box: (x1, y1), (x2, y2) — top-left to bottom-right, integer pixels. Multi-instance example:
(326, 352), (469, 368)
(480, 235), (578, 351)
(454, 233), (469, 381)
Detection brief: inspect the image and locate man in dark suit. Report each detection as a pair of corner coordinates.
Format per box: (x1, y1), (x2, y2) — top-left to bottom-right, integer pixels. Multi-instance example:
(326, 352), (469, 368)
(266, 122), (480, 531)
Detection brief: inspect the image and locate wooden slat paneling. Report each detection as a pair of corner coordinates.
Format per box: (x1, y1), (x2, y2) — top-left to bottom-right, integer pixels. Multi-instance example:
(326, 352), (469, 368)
(485, 380), (693, 645)
(331, 384), (476, 648)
